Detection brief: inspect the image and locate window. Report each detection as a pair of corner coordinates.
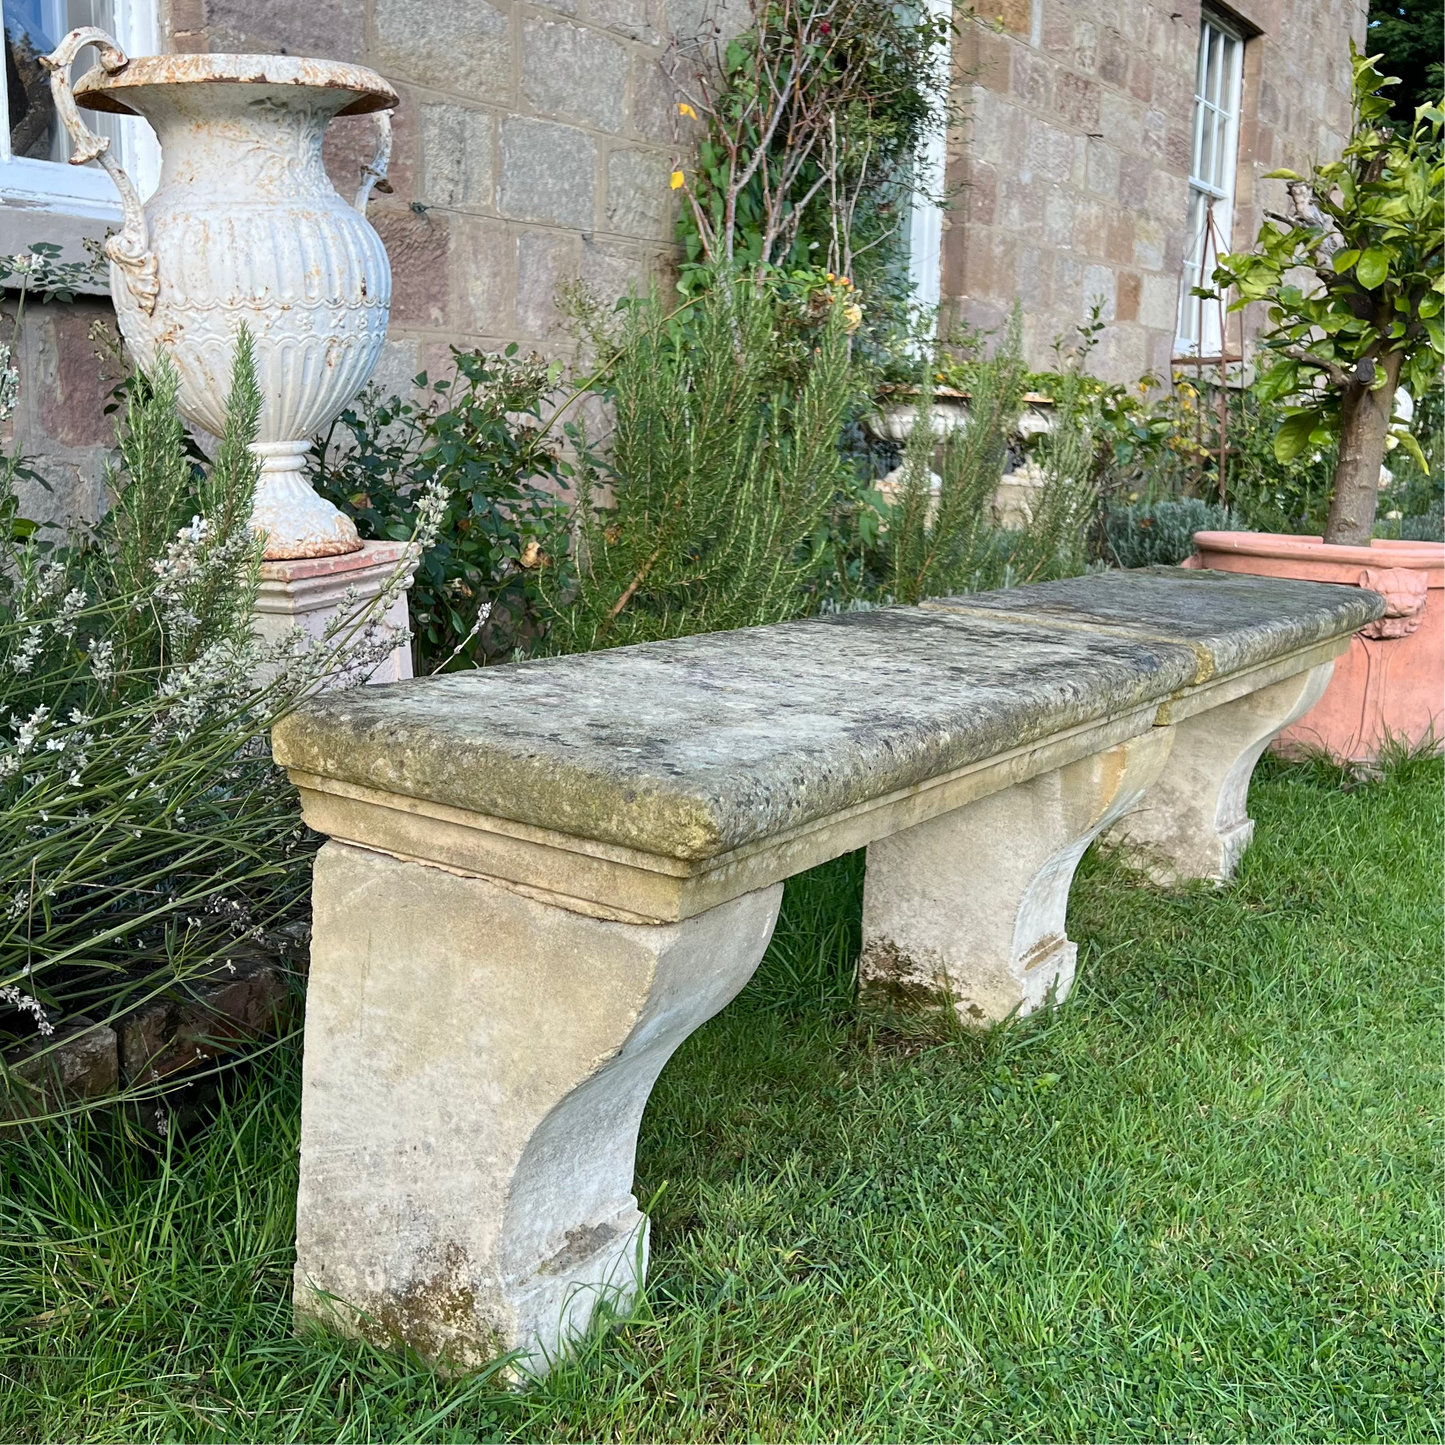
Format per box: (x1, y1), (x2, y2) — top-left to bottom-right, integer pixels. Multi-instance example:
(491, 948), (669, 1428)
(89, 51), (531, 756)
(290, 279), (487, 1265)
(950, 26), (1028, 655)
(904, 0), (952, 323)
(0, 0), (159, 221)
(1177, 11), (1244, 358)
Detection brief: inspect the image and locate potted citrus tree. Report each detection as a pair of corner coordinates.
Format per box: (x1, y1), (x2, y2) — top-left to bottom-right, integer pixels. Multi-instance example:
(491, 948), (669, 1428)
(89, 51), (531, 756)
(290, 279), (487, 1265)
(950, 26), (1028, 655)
(1193, 46), (1443, 761)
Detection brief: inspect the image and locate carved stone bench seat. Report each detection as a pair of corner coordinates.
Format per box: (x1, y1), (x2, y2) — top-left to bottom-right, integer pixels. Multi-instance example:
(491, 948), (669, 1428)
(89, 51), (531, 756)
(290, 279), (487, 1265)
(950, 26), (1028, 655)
(269, 568), (1380, 1374)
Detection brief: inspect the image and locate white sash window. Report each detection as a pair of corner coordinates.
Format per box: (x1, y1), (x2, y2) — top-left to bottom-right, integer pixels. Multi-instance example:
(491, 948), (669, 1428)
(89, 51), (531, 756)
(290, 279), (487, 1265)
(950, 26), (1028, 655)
(0, 0), (159, 221)
(1177, 12), (1245, 358)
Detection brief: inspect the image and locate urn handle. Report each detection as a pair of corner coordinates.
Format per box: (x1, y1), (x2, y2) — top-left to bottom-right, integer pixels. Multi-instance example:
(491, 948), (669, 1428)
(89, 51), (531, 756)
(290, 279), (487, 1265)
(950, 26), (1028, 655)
(353, 111), (393, 214)
(41, 28), (159, 315)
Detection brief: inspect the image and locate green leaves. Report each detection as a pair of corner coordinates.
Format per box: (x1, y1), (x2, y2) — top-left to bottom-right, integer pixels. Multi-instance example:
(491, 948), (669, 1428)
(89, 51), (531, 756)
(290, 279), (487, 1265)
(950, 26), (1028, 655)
(1206, 40), (1442, 531)
(1392, 427), (1429, 471)
(1355, 247), (1390, 288)
(1273, 408), (1328, 463)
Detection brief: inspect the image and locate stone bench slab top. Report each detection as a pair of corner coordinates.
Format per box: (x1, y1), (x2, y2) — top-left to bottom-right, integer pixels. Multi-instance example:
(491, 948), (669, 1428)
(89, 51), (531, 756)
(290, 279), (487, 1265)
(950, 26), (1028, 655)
(924, 567), (1384, 684)
(273, 607), (1198, 863)
(272, 571), (1376, 867)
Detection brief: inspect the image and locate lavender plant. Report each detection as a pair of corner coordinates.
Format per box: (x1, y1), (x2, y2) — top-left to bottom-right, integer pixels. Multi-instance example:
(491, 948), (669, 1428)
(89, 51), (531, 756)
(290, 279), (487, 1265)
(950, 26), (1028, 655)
(0, 333), (440, 1123)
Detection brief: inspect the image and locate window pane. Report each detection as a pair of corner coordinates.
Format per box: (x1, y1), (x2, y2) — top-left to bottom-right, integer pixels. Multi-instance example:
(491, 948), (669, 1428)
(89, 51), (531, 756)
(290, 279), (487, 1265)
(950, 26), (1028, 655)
(1181, 15), (1242, 347)
(6, 0), (63, 160)
(1178, 189), (1210, 345)
(1199, 101), (1216, 185)
(1205, 27), (1224, 109)
(1212, 109), (1230, 188)
(5, 0), (120, 164)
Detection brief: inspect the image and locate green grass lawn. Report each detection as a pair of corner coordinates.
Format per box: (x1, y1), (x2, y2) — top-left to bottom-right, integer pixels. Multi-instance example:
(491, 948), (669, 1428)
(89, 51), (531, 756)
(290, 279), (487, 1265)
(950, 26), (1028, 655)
(2, 754), (1440, 1443)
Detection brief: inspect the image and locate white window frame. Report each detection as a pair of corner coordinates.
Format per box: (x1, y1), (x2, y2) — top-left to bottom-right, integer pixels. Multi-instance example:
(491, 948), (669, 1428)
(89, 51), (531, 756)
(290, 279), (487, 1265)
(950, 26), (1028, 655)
(1177, 10), (1245, 359)
(0, 0), (160, 222)
(905, 0), (952, 325)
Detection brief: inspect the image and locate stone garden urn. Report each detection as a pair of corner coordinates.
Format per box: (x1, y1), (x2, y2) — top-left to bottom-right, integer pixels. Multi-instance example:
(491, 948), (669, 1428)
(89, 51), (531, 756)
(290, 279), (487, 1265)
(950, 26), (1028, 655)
(44, 30), (398, 559)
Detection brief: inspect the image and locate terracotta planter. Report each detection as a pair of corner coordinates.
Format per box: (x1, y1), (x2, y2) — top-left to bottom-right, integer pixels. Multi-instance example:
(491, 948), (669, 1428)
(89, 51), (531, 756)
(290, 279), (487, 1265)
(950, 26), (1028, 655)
(1188, 531), (1444, 761)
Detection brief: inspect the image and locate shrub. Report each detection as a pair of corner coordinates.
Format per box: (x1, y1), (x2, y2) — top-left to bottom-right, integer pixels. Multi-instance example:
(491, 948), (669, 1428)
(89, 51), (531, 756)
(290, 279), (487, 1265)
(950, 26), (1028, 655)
(310, 348), (575, 671)
(884, 311), (1028, 603)
(541, 277), (859, 652)
(883, 309), (1107, 601)
(1, 337), (428, 1121)
(1103, 498), (1244, 568)
(1210, 47), (1443, 544)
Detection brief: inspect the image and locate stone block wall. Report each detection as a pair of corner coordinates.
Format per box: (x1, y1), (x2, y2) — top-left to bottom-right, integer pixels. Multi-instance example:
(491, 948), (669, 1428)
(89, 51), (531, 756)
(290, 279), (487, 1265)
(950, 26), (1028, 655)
(5, 0), (1365, 520)
(942, 0), (1363, 382)
(180, 0), (689, 378)
(11, 0), (691, 524)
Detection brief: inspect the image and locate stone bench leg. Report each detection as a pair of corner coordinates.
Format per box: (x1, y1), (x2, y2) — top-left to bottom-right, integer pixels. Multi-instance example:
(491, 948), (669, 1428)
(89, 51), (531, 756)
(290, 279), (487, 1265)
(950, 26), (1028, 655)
(859, 730), (1173, 1025)
(293, 840), (782, 1375)
(1107, 662), (1333, 883)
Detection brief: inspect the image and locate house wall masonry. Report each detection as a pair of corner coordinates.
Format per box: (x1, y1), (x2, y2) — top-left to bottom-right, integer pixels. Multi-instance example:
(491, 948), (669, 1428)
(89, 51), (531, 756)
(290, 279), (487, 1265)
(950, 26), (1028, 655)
(188, 0), (699, 378)
(10, 0), (697, 525)
(6, 0), (1363, 522)
(943, 0), (1364, 382)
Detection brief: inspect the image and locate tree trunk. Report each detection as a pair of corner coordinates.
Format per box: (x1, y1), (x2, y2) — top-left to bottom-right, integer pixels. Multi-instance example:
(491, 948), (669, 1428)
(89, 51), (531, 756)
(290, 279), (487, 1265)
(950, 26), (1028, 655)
(1323, 351), (1404, 546)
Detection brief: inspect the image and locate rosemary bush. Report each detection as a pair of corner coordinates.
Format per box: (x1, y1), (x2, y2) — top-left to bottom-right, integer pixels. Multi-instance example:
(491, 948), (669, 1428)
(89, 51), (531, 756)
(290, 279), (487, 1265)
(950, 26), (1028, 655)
(885, 314), (1029, 604)
(883, 309), (1106, 601)
(0, 336), (431, 1121)
(542, 278), (859, 652)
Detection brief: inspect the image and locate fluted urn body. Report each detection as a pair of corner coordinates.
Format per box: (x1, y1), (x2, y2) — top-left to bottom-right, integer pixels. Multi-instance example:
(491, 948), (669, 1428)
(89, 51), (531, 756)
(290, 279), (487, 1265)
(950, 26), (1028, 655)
(61, 49), (397, 558)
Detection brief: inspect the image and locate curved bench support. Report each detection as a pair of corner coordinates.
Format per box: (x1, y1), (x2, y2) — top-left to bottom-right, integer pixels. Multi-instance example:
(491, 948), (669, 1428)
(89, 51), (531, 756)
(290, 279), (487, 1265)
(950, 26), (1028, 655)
(1108, 662), (1334, 883)
(293, 840), (781, 1374)
(859, 729), (1174, 1024)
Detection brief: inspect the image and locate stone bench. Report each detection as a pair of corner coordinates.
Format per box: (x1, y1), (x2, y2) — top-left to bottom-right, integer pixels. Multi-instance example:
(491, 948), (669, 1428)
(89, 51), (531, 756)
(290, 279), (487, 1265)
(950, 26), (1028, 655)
(269, 567), (1380, 1374)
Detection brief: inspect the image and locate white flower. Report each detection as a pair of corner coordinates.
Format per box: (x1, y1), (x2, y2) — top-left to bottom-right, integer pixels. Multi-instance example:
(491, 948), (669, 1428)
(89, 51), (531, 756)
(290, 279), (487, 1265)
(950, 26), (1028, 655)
(0, 984), (53, 1036)
(14, 704), (49, 753)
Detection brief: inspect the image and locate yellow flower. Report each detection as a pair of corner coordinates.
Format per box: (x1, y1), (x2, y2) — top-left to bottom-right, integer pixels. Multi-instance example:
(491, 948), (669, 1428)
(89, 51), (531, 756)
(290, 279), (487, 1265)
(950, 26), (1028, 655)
(842, 301), (864, 333)
(670, 170), (685, 190)
(677, 102), (697, 119)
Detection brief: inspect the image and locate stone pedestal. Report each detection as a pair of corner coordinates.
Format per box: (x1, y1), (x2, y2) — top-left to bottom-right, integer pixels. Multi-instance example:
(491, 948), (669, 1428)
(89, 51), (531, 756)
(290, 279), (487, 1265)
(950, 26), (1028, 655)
(859, 729), (1174, 1025)
(1108, 662), (1334, 883)
(293, 840), (782, 1374)
(254, 540), (415, 685)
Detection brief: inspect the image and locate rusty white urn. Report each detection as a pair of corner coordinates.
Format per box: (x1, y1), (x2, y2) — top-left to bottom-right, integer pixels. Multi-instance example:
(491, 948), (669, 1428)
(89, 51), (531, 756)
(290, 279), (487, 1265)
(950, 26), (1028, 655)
(44, 31), (397, 560)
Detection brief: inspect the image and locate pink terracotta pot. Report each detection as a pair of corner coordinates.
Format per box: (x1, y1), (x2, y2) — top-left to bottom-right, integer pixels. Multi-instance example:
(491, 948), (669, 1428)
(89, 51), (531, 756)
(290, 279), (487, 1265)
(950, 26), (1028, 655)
(1186, 531), (1444, 762)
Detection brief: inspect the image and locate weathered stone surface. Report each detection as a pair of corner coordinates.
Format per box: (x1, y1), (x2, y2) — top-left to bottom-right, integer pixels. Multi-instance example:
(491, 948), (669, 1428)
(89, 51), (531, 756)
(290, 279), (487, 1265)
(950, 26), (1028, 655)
(370, 205), (450, 330)
(926, 567), (1386, 685)
(203, 0), (365, 61)
(293, 840), (781, 1373)
(499, 118), (598, 229)
(516, 229), (583, 338)
(450, 215), (514, 335)
(2, 1017), (118, 1121)
(420, 104), (496, 211)
(946, 0), (1364, 384)
(281, 568), (1379, 1376)
(590, 0), (656, 40)
(605, 148), (671, 236)
(117, 956), (294, 1085)
(273, 607), (1200, 862)
(1109, 663), (1335, 883)
(861, 729), (1172, 1024)
(373, 0), (512, 94)
(522, 19), (629, 132)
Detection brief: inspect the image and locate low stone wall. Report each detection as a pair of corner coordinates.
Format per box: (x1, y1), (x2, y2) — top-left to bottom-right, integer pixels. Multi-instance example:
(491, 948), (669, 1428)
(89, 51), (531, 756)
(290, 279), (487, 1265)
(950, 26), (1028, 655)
(2, 945), (301, 1129)
(270, 567), (1381, 1374)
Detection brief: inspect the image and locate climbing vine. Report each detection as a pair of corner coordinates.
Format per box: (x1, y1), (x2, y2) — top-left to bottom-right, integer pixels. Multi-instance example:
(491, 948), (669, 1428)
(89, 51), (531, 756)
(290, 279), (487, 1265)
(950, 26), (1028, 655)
(665, 0), (953, 305)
